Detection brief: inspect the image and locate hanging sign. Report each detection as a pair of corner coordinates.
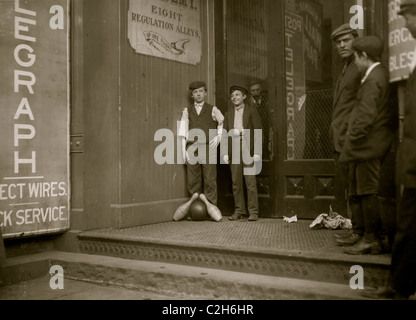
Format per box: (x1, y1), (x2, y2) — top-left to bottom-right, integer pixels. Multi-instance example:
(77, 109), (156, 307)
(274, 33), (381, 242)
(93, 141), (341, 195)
(388, 0), (416, 82)
(0, 0), (70, 238)
(285, 10), (306, 161)
(128, 0), (202, 65)
(295, 0), (323, 83)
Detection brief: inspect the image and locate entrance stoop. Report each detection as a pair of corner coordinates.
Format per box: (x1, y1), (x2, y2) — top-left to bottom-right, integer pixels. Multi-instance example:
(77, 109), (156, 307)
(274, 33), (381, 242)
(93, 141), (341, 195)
(77, 219), (391, 294)
(1, 220), (393, 300)
(0, 251), (372, 300)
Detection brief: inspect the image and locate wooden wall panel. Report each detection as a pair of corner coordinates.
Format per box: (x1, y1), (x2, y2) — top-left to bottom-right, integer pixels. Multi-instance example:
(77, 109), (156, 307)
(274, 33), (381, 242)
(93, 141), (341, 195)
(82, 0), (121, 230)
(121, 2), (206, 196)
(72, 0), (216, 229)
(117, 0), (215, 226)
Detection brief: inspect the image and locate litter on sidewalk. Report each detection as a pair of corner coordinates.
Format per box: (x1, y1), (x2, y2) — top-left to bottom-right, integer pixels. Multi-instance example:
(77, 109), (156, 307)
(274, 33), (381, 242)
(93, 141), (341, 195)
(283, 215), (298, 224)
(309, 206), (352, 230)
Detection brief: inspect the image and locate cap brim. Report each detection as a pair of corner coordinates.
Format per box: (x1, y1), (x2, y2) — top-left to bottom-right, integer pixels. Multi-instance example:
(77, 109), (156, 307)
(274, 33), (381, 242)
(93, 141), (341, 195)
(332, 30), (355, 41)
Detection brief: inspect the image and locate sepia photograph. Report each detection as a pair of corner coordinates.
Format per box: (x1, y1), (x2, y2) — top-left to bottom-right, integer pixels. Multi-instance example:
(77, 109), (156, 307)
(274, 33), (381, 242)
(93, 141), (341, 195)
(1, 0), (415, 311)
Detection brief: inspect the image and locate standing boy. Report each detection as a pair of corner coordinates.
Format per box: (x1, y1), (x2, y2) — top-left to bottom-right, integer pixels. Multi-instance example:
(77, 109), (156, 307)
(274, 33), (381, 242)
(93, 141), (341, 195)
(178, 81), (224, 206)
(339, 36), (396, 255)
(222, 86), (262, 222)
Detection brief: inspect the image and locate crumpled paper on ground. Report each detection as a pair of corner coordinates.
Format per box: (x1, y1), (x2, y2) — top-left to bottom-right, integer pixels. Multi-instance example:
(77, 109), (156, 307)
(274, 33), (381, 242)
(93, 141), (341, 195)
(283, 215), (298, 223)
(309, 206), (352, 230)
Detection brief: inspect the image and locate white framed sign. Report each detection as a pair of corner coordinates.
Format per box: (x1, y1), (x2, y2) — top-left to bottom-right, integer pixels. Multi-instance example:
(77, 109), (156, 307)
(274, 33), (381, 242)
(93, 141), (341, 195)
(128, 0), (202, 65)
(388, 0), (416, 82)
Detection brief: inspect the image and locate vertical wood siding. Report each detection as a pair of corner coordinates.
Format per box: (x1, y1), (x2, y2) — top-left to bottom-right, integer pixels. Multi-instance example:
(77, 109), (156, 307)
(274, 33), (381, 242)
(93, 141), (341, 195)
(119, 1), (213, 207)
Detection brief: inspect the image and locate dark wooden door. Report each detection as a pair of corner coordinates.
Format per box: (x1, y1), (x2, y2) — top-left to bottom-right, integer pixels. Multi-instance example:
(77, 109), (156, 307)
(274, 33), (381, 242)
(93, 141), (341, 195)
(276, 0), (352, 219)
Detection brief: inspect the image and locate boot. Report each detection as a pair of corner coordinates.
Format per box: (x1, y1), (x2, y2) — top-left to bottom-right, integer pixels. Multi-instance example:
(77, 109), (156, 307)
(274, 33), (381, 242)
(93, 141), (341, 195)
(336, 233), (362, 246)
(344, 237), (382, 255)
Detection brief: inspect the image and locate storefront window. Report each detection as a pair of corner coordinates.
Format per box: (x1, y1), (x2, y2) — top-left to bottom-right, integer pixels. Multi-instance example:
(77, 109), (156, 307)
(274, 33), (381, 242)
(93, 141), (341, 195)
(284, 0), (346, 160)
(226, 0), (271, 160)
(224, 0), (351, 162)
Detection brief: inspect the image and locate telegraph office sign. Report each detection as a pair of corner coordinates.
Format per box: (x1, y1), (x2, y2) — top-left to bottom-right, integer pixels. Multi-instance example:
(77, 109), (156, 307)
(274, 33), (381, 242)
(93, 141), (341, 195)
(0, 0), (70, 238)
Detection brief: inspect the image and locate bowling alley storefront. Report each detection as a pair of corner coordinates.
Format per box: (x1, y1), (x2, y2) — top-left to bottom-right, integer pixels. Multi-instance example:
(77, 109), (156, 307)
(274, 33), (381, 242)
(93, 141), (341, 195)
(1, 0), (398, 248)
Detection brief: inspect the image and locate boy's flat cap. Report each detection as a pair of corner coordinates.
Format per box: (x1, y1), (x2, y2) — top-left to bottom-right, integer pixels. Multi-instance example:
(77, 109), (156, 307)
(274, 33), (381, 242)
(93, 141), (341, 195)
(189, 81), (206, 91)
(230, 85), (248, 95)
(331, 23), (358, 41)
(399, 0), (416, 15)
(353, 36), (384, 58)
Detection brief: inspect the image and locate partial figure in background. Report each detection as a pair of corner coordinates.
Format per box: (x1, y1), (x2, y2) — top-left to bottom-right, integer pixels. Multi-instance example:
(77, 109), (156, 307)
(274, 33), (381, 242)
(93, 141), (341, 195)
(249, 82), (270, 159)
(364, 0), (416, 300)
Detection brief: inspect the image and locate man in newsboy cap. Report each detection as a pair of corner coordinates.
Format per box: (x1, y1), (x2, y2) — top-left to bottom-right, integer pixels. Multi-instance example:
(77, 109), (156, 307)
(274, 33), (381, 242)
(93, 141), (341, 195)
(330, 24), (363, 247)
(331, 23), (359, 42)
(364, 0), (416, 300)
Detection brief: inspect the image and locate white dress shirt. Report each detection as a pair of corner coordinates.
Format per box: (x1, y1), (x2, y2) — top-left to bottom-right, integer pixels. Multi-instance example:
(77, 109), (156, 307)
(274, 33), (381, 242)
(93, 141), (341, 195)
(178, 102), (224, 140)
(361, 62), (381, 84)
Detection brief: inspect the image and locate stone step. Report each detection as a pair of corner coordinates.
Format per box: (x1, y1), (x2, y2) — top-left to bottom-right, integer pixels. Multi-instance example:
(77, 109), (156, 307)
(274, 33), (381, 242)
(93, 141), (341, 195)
(78, 228), (391, 289)
(0, 251), (371, 300)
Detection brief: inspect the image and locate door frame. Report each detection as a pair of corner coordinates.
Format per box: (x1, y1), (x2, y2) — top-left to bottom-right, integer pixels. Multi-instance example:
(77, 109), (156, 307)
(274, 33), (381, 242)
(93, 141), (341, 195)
(214, 0), (282, 218)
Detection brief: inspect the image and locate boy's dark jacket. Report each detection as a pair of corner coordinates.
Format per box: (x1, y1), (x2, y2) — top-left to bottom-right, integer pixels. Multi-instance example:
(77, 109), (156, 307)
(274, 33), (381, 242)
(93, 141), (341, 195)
(339, 64), (398, 163)
(221, 104), (263, 158)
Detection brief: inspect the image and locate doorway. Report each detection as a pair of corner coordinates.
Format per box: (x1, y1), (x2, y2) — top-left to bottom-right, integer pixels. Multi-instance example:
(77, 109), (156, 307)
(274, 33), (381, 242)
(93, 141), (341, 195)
(216, 0), (350, 219)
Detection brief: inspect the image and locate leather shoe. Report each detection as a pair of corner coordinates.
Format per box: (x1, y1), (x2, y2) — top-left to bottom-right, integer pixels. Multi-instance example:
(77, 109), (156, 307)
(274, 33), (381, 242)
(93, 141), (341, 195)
(248, 214), (258, 222)
(344, 238), (382, 255)
(336, 233), (362, 246)
(361, 286), (409, 300)
(334, 230), (353, 239)
(228, 213), (242, 221)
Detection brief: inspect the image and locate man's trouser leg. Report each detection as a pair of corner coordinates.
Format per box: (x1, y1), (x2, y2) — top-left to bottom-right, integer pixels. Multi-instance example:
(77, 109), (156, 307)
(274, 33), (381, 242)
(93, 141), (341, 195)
(361, 194), (382, 241)
(348, 195), (365, 236)
(348, 163), (365, 236)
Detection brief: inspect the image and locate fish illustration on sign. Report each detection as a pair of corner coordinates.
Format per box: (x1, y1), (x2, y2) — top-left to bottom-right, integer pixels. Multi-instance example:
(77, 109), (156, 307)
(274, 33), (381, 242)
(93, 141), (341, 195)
(143, 31), (190, 56)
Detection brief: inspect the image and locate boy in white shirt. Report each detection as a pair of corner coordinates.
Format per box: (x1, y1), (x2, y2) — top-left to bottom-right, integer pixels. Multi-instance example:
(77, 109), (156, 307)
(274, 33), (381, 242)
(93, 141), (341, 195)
(178, 81), (224, 206)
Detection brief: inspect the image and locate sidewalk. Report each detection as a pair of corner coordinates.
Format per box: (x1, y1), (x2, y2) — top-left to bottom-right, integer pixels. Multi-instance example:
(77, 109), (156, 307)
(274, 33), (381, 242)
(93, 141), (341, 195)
(0, 274), (187, 300)
(0, 251), (374, 300)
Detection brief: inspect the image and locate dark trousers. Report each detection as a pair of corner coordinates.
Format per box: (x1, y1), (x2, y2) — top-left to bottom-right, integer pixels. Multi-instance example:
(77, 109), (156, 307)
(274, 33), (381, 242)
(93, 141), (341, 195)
(349, 194), (382, 241)
(334, 152), (349, 215)
(230, 162), (258, 216)
(187, 163), (217, 205)
(186, 142), (218, 205)
(390, 188), (416, 297)
(348, 160), (382, 241)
